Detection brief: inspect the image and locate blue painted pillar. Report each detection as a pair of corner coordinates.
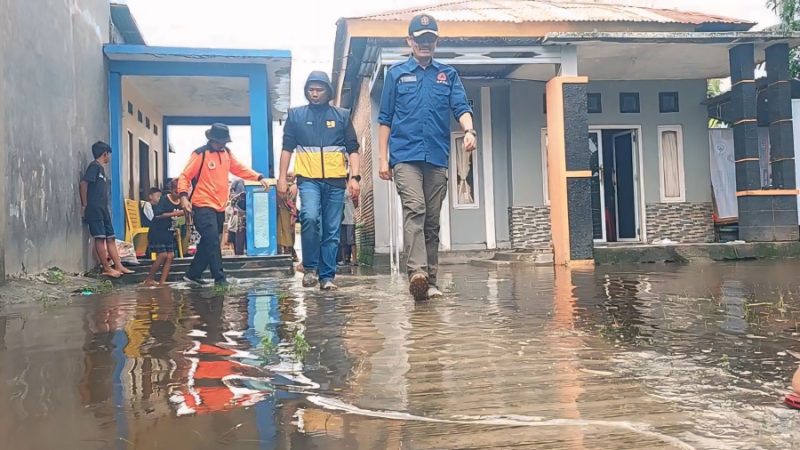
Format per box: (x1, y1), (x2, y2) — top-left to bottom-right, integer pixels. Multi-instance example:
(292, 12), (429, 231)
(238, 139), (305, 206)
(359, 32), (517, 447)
(249, 69), (270, 176)
(108, 72), (125, 238)
(161, 119), (169, 179)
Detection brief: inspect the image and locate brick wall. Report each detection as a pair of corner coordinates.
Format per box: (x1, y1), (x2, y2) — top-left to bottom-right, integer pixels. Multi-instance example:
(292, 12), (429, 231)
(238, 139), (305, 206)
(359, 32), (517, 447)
(509, 206), (552, 249)
(645, 202), (714, 243)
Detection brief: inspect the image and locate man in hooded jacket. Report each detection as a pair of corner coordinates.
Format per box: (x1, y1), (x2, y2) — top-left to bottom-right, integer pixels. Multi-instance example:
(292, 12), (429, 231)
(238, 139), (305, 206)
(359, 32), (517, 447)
(277, 71), (360, 290)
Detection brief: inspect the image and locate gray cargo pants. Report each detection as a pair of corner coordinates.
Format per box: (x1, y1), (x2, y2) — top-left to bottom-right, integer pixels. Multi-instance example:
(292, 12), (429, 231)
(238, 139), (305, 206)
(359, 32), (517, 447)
(393, 162), (448, 287)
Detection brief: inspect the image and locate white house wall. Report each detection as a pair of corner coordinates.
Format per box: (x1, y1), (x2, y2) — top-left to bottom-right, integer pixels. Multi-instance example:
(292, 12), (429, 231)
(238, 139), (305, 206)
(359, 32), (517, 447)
(504, 78), (713, 247)
(448, 84), (487, 249)
(122, 80), (165, 200)
(490, 84), (512, 246)
(586, 80), (711, 204)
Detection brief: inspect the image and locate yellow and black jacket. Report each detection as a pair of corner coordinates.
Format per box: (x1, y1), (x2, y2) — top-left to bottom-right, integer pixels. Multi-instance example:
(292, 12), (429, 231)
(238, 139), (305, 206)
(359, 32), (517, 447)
(282, 71), (359, 186)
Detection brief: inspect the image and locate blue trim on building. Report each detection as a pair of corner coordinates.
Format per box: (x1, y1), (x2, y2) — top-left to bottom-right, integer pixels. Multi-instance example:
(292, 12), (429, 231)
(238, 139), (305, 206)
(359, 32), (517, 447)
(163, 116), (251, 126)
(104, 44), (290, 60)
(108, 71), (125, 238)
(108, 61), (260, 77)
(249, 72), (270, 176)
(107, 45), (286, 251)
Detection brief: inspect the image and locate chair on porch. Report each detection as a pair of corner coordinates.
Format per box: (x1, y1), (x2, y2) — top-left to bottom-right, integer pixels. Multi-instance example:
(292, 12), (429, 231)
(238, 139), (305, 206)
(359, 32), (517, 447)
(124, 199), (149, 257)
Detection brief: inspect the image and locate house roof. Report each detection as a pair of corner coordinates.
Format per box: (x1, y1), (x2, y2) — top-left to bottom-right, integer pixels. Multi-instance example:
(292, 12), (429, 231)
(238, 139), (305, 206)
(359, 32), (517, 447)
(110, 2), (146, 45)
(350, 0), (753, 27)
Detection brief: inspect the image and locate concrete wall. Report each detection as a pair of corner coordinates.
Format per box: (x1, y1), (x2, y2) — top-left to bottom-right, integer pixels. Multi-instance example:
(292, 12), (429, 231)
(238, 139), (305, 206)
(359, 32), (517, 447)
(2, 0), (110, 276)
(122, 80), (165, 199)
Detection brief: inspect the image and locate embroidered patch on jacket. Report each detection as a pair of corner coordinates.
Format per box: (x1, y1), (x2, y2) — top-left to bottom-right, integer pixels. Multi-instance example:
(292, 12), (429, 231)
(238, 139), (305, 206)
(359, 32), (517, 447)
(400, 75), (417, 83)
(208, 160), (217, 169)
(436, 72), (448, 84)
(326, 120), (336, 128)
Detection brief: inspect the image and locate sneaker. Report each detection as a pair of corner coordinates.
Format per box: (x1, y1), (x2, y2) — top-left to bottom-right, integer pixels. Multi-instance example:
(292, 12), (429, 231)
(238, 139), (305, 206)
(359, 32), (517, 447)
(427, 285), (444, 299)
(183, 276), (210, 287)
(409, 273), (429, 301)
(302, 271), (319, 288)
(320, 280), (338, 291)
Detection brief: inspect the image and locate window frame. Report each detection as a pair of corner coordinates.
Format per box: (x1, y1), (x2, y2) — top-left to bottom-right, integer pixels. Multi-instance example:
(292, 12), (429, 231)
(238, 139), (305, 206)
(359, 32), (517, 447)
(450, 131), (481, 210)
(657, 125), (686, 203)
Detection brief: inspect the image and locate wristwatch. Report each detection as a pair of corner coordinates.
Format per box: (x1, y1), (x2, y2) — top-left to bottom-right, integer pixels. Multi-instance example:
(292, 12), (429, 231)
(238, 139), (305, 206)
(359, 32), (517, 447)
(465, 129), (478, 137)
(351, 175), (362, 182)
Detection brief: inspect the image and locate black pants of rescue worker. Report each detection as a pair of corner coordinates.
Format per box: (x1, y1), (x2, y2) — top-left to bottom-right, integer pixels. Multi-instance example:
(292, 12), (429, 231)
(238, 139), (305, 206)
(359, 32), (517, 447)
(186, 207), (226, 283)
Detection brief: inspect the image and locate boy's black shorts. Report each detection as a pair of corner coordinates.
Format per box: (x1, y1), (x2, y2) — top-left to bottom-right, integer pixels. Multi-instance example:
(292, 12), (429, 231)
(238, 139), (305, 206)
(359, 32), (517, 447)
(85, 208), (115, 239)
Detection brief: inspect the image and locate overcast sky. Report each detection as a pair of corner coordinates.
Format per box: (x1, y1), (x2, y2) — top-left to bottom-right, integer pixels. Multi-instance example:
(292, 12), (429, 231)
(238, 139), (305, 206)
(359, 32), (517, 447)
(126, 0), (779, 108)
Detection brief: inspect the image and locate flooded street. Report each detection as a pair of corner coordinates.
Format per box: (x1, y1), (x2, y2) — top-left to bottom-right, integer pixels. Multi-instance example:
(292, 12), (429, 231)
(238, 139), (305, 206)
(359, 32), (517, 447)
(3, 262), (800, 449)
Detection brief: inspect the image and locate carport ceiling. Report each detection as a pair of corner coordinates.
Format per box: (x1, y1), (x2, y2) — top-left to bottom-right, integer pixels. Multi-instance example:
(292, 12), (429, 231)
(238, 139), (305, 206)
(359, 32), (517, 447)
(126, 76), (250, 117)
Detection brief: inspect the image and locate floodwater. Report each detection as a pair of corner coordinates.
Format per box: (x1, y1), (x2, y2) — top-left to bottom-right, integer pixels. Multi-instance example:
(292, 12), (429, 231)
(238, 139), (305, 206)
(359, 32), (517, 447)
(3, 262), (800, 449)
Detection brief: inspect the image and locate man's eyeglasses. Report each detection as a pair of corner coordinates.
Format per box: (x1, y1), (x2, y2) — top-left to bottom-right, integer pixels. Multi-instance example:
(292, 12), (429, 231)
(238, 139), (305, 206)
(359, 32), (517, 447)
(412, 34), (438, 45)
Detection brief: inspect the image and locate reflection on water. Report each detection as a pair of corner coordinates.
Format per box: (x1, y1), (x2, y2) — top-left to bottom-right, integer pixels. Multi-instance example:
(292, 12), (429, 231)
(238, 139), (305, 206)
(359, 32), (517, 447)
(3, 262), (800, 448)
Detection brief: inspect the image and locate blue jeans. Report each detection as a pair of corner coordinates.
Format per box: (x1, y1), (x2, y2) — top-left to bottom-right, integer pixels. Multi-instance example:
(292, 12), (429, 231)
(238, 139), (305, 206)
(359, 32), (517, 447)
(298, 180), (345, 281)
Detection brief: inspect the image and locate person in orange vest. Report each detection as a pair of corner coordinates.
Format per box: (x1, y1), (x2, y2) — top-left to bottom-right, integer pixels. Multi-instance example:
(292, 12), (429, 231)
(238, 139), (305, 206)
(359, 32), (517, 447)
(177, 124), (270, 286)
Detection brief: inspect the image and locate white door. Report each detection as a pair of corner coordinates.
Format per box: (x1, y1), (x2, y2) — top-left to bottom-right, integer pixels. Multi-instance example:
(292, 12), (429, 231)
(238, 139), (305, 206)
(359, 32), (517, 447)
(589, 131), (607, 242)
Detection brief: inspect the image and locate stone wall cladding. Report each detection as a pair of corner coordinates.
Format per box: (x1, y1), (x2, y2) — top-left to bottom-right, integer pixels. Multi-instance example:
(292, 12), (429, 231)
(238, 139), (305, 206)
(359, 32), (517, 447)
(509, 206), (552, 249)
(645, 202), (715, 243)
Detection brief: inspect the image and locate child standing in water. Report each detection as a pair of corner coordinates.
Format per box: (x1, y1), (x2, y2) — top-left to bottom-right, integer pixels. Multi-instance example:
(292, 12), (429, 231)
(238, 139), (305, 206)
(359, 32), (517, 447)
(143, 180), (184, 286)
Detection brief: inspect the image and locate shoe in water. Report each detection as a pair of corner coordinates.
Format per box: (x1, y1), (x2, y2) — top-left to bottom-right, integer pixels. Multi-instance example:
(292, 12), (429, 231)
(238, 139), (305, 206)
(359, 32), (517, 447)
(183, 276), (210, 287)
(320, 279), (338, 291)
(409, 273), (429, 301)
(302, 271), (318, 287)
(427, 285), (443, 299)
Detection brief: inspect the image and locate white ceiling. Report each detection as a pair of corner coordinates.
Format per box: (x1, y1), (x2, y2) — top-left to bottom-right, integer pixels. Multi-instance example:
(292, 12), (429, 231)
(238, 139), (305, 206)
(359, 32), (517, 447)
(126, 76), (250, 117)
(575, 43), (734, 80)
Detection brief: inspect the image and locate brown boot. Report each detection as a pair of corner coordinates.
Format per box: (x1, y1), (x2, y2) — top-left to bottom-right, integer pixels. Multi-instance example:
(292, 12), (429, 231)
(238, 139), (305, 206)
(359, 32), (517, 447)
(409, 273), (429, 302)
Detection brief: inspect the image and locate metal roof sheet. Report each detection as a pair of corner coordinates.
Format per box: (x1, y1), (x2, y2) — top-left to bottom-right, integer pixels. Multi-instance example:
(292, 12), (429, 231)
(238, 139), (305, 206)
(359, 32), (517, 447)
(352, 0), (752, 25)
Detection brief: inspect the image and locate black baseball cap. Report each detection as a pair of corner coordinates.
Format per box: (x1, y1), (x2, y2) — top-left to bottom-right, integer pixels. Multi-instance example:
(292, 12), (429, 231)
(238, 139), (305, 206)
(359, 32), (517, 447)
(92, 141), (112, 159)
(408, 14), (438, 38)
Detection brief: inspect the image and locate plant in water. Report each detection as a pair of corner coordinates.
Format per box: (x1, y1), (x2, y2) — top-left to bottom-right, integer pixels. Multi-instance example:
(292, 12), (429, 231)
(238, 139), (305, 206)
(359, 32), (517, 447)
(212, 283), (233, 295)
(293, 330), (310, 360)
(261, 335), (277, 356)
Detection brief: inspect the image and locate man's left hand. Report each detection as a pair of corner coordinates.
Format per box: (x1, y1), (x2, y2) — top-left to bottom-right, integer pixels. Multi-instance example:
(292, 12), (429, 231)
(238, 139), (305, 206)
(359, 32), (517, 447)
(464, 132), (477, 152)
(348, 178), (361, 202)
(259, 178), (271, 191)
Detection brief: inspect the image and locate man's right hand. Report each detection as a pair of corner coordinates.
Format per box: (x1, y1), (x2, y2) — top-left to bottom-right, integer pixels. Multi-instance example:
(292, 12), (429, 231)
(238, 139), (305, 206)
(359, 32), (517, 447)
(379, 159), (392, 181)
(180, 197), (192, 214)
(277, 177), (288, 197)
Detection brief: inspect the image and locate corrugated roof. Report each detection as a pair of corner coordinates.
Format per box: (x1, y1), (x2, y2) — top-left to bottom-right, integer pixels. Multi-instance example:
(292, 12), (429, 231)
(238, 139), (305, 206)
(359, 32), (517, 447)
(351, 0), (752, 26)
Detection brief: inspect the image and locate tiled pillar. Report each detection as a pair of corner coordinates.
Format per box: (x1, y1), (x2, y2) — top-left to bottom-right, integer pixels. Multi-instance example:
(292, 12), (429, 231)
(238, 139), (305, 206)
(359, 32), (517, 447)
(546, 76), (592, 265)
(765, 44), (800, 240)
(732, 43), (799, 241)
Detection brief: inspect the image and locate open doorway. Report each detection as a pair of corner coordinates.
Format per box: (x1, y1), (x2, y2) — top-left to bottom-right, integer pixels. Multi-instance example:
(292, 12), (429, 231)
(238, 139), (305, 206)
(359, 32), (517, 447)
(590, 127), (643, 243)
(138, 139), (150, 200)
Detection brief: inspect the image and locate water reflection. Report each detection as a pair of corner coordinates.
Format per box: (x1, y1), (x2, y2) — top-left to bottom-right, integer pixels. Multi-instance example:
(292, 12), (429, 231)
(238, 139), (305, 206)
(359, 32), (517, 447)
(3, 263), (800, 448)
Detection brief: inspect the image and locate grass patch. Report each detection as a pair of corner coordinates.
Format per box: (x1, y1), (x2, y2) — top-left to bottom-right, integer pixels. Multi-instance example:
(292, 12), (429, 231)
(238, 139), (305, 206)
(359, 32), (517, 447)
(45, 267), (66, 284)
(76, 280), (114, 296)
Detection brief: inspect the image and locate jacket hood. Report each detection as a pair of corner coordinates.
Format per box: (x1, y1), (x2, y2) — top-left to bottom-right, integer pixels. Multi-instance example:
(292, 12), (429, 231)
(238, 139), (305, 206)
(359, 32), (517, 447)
(304, 71), (333, 103)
